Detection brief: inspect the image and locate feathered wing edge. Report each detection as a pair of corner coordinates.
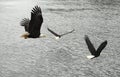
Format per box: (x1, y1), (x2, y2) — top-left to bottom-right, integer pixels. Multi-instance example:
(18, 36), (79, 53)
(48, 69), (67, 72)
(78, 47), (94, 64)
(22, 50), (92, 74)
(30, 5), (43, 27)
(32, 5), (42, 14)
(96, 40), (107, 55)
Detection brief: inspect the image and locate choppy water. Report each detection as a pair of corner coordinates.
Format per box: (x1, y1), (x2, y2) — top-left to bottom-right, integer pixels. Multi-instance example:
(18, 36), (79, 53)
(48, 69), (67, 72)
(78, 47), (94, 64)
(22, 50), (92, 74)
(0, 0), (120, 77)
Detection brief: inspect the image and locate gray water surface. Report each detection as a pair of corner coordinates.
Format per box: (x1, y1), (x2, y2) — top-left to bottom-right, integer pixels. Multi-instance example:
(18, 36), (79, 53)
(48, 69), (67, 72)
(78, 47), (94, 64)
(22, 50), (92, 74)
(0, 0), (120, 77)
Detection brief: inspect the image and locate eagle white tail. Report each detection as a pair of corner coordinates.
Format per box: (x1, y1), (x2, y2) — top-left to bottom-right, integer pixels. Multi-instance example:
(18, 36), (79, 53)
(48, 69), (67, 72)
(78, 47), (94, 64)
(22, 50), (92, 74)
(87, 55), (95, 59)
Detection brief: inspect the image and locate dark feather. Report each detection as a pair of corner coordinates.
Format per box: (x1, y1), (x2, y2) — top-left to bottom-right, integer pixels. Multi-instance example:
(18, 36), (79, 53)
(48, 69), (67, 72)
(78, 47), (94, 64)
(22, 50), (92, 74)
(47, 28), (61, 38)
(96, 40), (107, 57)
(84, 35), (96, 55)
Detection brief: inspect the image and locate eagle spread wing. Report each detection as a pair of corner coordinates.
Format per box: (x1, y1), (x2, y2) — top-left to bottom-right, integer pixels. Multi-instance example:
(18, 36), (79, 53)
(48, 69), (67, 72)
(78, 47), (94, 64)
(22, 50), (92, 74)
(96, 40), (107, 56)
(84, 35), (96, 56)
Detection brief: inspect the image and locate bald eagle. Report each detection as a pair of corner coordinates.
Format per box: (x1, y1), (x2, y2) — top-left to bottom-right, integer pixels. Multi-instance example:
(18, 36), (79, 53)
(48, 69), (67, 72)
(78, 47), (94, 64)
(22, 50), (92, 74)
(84, 35), (107, 59)
(20, 5), (43, 39)
(47, 27), (75, 39)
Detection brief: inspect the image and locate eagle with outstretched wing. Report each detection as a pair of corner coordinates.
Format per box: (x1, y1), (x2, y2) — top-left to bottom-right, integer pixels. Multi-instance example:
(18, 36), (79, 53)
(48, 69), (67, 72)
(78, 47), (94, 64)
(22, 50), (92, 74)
(20, 5), (43, 39)
(47, 28), (75, 39)
(84, 35), (107, 59)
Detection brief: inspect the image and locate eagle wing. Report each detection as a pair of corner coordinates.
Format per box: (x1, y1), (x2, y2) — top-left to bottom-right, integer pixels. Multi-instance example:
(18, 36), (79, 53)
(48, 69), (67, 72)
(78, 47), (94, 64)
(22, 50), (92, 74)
(96, 40), (107, 55)
(20, 18), (30, 32)
(84, 35), (96, 55)
(47, 28), (61, 37)
(28, 6), (43, 38)
(60, 29), (75, 36)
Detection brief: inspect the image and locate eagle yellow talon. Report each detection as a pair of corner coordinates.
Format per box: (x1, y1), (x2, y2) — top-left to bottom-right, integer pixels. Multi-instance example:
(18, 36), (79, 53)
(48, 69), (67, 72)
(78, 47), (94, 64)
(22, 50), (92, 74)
(21, 33), (29, 39)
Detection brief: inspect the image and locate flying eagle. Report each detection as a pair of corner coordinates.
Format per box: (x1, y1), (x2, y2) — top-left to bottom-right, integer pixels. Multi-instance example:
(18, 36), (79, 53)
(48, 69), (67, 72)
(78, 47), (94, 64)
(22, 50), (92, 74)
(47, 27), (75, 39)
(84, 35), (107, 59)
(20, 5), (44, 39)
